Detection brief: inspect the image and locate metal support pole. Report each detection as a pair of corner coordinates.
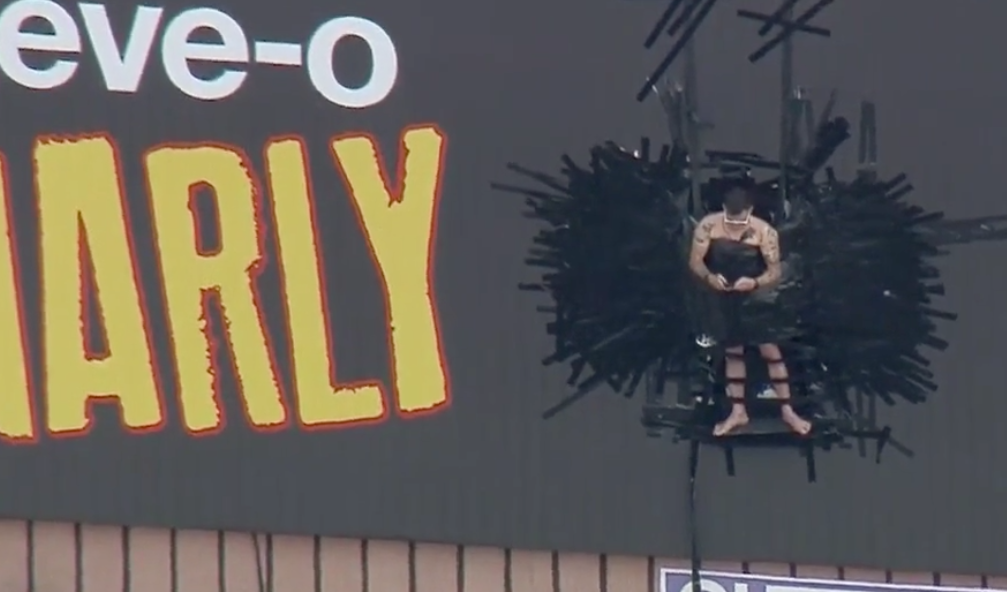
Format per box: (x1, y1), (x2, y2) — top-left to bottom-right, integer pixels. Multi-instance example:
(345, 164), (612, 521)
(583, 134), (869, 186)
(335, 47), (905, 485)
(777, 4), (794, 218)
(687, 439), (702, 590)
(683, 37), (704, 212)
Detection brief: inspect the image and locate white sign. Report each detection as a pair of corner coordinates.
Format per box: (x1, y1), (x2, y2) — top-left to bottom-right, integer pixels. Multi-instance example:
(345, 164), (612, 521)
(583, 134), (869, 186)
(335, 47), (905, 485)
(660, 569), (1001, 592)
(0, 0), (398, 107)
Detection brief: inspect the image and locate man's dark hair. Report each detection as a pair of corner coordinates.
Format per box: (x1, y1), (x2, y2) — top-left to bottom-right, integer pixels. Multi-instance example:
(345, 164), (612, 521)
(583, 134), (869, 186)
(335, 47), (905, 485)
(723, 183), (752, 215)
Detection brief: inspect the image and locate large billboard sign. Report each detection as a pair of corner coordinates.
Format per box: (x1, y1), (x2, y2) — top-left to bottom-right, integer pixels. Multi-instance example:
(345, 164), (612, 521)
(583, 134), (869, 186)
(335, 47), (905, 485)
(0, 0), (1005, 577)
(0, 0), (448, 443)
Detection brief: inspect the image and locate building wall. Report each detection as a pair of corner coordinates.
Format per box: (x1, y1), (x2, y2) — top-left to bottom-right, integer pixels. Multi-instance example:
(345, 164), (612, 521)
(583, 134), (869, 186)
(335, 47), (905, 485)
(1, 0), (1006, 576)
(0, 521), (1003, 592)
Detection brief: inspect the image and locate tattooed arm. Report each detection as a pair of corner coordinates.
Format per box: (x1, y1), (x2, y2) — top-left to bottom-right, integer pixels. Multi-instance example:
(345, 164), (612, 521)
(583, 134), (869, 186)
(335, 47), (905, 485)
(755, 224), (782, 287)
(689, 216), (716, 280)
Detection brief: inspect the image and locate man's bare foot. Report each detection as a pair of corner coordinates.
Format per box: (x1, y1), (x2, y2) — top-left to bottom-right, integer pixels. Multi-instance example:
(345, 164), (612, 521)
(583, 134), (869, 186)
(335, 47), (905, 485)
(781, 405), (812, 435)
(713, 405), (749, 436)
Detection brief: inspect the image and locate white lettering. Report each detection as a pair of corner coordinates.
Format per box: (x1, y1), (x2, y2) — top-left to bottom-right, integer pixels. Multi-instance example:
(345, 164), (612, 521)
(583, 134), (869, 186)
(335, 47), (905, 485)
(161, 7), (248, 101)
(253, 41), (302, 66)
(79, 3), (163, 93)
(306, 16), (398, 109)
(0, 2), (397, 107)
(0, 0), (81, 90)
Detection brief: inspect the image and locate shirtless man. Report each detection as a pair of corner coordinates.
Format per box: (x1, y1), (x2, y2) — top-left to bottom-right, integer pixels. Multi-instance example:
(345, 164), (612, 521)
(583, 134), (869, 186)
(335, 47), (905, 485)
(688, 185), (813, 436)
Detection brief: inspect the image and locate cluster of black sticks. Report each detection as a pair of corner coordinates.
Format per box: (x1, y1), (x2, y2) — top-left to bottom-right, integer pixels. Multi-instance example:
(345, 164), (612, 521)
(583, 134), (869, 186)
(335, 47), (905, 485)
(638, 0), (836, 101)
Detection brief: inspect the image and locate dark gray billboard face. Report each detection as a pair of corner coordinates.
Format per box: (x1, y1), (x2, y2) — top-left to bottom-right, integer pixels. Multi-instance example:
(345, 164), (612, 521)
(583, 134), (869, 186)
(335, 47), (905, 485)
(0, 0), (1004, 576)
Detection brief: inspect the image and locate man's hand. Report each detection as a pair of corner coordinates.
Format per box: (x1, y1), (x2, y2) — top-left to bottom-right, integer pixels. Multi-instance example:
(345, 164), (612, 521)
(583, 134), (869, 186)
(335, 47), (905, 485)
(733, 277), (758, 292)
(708, 274), (731, 291)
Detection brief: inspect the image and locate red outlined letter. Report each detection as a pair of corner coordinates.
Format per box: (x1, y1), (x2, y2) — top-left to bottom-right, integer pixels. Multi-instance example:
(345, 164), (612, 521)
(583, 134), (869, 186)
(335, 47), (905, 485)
(0, 153), (35, 442)
(265, 138), (386, 427)
(330, 126), (450, 415)
(35, 136), (163, 436)
(144, 143), (287, 434)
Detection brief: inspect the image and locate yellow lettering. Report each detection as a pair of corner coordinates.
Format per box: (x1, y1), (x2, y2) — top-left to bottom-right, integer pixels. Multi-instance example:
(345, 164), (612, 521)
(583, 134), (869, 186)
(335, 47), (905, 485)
(330, 126), (450, 414)
(0, 154), (35, 441)
(35, 136), (163, 435)
(144, 144), (286, 434)
(265, 138), (386, 427)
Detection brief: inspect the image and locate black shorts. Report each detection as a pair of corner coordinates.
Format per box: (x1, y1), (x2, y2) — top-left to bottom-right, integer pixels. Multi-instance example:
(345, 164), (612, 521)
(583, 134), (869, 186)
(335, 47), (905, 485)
(693, 285), (797, 346)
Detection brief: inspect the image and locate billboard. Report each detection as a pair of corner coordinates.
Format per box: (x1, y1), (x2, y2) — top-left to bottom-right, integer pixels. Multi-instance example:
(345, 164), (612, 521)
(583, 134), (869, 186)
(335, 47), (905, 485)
(0, 0), (1005, 577)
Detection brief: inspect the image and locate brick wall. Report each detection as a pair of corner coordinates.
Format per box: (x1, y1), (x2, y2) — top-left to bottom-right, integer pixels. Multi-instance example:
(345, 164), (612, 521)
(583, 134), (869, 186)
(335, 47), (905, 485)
(0, 521), (1002, 592)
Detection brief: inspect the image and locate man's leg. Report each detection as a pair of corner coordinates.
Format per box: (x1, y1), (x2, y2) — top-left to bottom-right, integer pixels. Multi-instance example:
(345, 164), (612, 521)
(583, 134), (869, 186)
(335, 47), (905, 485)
(758, 343), (812, 435)
(714, 345), (749, 436)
